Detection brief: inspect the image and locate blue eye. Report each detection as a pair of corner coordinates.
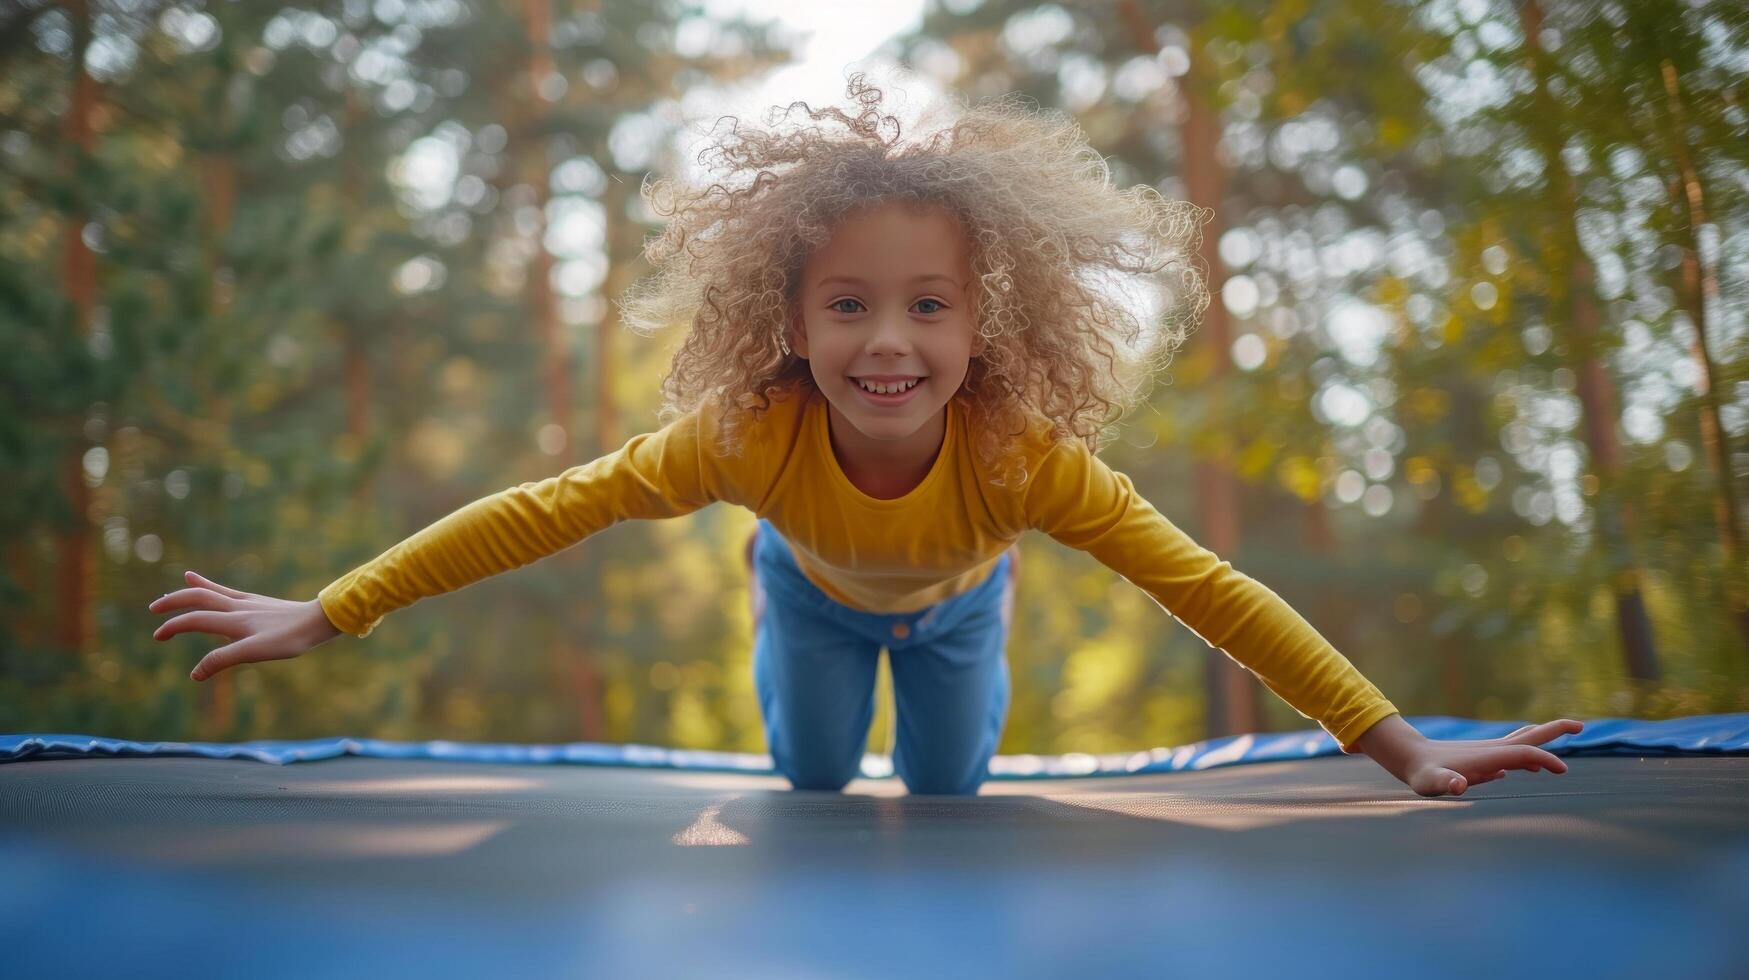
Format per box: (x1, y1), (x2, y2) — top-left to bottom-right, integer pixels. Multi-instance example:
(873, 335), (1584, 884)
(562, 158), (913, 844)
(826, 297), (949, 315)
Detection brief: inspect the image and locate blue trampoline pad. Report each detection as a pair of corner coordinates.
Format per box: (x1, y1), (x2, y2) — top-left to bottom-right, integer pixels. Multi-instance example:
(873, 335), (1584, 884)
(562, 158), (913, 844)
(5, 713), (1745, 772)
(2, 717), (1747, 980)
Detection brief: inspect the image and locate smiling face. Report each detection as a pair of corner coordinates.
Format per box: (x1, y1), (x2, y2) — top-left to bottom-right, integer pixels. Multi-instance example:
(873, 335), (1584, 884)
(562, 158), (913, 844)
(789, 202), (980, 457)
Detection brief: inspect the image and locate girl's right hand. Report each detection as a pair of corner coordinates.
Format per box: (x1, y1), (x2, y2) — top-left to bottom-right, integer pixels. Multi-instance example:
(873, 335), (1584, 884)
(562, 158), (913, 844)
(149, 570), (344, 681)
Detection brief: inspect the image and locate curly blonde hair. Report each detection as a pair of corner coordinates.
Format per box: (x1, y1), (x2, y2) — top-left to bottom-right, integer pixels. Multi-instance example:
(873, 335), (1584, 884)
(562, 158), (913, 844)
(618, 73), (1208, 484)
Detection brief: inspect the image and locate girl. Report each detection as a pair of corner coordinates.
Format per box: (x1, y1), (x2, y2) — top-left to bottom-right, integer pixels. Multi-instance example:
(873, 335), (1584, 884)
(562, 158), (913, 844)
(149, 75), (1581, 797)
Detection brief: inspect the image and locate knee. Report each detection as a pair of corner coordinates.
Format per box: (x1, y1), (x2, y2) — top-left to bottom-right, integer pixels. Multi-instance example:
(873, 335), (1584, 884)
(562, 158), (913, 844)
(783, 759), (860, 793)
(902, 773), (986, 798)
(778, 745), (862, 792)
(900, 766), (985, 797)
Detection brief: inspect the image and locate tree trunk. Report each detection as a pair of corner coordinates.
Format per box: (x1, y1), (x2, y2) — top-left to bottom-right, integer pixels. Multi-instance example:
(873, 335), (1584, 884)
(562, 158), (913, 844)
(1660, 59), (1748, 652)
(56, 0), (98, 660)
(339, 86), (373, 481)
(1518, 0), (1659, 682)
(1572, 262), (1659, 682)
(596, 176), (627, 455)
(200, 150), (240, 736)
(520, 0), (604, 741)
(1113, 0), (1263, 738)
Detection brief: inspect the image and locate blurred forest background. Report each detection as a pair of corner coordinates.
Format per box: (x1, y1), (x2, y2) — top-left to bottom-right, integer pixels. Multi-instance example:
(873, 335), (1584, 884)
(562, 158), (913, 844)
(3, 0), (1745, 754)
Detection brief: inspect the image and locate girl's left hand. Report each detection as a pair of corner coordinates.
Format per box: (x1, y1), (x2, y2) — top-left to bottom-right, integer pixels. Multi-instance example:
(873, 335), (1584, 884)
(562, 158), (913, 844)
(1352, 714), (1585, 797)
(149, 570), (342, 681)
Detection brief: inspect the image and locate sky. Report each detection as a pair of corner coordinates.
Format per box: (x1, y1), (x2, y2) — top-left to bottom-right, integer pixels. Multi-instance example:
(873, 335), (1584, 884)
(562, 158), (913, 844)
(693, 0), (931, 112)
(673, 0), (943, 179)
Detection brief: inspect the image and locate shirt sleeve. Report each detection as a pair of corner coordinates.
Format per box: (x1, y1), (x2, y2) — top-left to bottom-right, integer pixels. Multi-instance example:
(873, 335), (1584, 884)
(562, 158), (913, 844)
(1021, 438), (1398, 751)
(316, 400), (752, 639)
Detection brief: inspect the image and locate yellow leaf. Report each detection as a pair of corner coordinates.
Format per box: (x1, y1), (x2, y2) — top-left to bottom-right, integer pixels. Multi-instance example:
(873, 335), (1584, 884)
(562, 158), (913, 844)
(1236, 437), (1280, 481)
(1276, 455), (1321, 502)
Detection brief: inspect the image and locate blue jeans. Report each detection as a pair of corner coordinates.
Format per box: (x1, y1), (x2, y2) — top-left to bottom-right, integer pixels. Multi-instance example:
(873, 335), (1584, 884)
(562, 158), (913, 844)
(749, 519), (1015, 796)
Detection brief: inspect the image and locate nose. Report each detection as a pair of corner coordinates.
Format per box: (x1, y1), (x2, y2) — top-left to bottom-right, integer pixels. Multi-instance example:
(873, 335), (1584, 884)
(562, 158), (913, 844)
(864, 313), (913, 357)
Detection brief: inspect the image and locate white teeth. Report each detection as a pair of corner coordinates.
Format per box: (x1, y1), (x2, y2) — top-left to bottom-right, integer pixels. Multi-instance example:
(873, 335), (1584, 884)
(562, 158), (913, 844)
(855, 378), (919, 395)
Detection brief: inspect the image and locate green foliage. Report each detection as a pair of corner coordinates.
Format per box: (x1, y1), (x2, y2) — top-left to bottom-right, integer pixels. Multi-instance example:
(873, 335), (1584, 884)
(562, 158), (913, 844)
(3, 0), (1744, 751)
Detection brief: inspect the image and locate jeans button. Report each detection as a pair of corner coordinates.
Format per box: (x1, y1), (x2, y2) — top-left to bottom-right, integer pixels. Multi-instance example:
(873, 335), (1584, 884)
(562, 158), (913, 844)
(891, 621), (911, 640)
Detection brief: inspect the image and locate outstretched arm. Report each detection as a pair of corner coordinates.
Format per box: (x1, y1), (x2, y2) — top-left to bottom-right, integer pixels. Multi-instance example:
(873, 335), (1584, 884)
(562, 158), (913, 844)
(1022, 439), (1587, 796)
(1023, 439), (1398, 751)
(1350, 714), (1584, 797)
(316, 402), (749, 638)
(153, 400), (776, 678)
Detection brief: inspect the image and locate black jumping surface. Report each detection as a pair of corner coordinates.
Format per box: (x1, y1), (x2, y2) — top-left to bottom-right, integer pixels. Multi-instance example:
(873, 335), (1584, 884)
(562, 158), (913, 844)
(3, 755), (1747, 979)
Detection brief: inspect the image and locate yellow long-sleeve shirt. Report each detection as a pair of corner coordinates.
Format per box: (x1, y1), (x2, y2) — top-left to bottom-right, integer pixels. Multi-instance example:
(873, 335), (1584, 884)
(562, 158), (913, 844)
(317, 383), (1398, 749)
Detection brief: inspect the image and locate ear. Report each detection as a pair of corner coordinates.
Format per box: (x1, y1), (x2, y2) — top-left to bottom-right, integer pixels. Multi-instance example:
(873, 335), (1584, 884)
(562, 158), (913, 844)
(787, 310), (809, 359)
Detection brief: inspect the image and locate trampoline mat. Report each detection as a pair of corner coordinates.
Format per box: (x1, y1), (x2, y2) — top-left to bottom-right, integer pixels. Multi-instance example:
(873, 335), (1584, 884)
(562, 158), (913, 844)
(4, 754), (1747, 979)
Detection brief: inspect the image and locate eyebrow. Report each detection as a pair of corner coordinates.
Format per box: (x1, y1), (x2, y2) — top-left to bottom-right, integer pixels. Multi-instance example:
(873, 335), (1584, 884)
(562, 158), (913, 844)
(816, 274), (961, 289)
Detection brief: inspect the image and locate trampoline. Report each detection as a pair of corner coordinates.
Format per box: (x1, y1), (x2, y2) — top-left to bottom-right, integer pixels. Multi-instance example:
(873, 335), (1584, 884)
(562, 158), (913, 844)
(4, 717), (1747, 980)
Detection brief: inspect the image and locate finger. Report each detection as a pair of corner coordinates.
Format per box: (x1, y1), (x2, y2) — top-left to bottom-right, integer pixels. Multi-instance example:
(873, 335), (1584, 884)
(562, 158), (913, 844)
(186, 570), (251, 600)
(148, 587), (235, 615)
(153, 610), (240, 643)
(1416, 767), (1466, 798)
(191, 638), (252, 681)
(1520, 745), (1567, 773)
(191, 634), (299, 681)
(1502, 744), (1568, 774)
(1535, 747), (1567, 773)
(1505, 719), (1584, 746)
(191, 641), (247, 681)
(1444, 769), (1467, 797)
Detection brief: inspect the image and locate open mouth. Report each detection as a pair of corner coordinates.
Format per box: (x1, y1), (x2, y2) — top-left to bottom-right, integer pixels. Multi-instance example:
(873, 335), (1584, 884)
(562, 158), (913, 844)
(849, 375), (926, 405)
